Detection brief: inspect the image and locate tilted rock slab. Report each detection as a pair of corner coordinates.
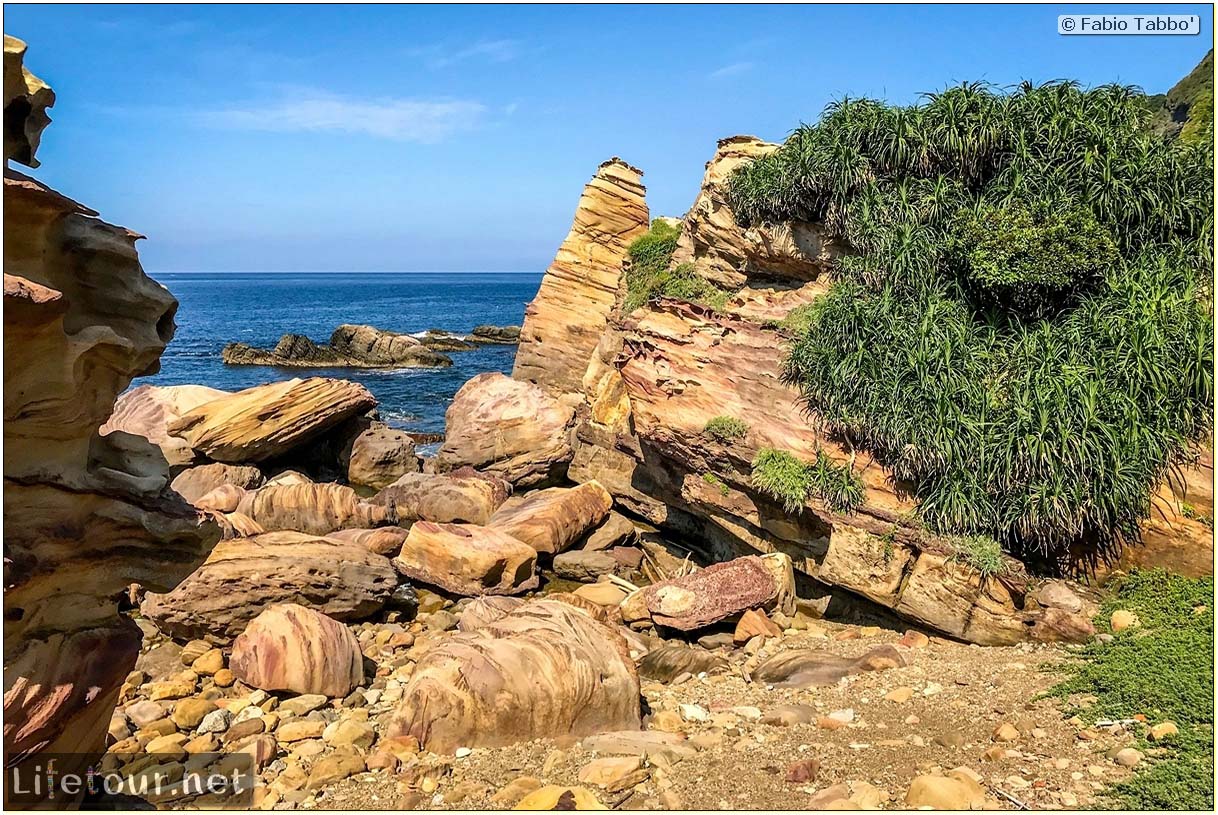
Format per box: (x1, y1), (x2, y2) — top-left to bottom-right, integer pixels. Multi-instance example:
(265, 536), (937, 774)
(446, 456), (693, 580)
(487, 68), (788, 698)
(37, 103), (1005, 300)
(167, 377), (377, 464)
(170, 461), (264, 505)
(234, 482), (392, 536)
(101, 383), (231, 467)
(326, 526), (410, 557)
(370, 469), (510, 525)
(488, 481), (613, 555)
(229, 603), (363, 697)
(433, 372), (575, 487)
(623, 553), (795, 631)
(388, 599), (641, 753)
(4, 38), (219, 779)
(513, 157), (650, 395)
(395, 521), (538, 596)
(140, 531), (397, 643)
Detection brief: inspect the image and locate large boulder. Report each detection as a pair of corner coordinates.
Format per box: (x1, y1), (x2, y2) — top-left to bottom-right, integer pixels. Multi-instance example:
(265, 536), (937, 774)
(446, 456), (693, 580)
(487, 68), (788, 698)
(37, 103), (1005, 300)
(140, 531), (397, 643)
(488, 481), (613, 555)
(229, 604), (363, 697)
(234, 482), (392, 535)
(370, 469), (509, 525)
(623, 553), (795, 631)
(388, 600), (641, 753)
(170, 462), (264, 505)
(394, 522), (538, 596)
(346, 426), (420, 489)
(513, 158), (650, 395)
(4, 38), (219, 779)
(166, 377), (377, 464)
(432, 372), (575, 488)
(101, 383), (231, 466)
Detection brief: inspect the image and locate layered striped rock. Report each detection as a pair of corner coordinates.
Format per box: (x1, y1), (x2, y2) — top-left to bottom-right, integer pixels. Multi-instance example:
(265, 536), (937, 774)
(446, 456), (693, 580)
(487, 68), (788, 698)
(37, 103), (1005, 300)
(389, 599), (640, 753)
(3, 38), (219, 780)
(141, 531), (397, 643)
(513, 158), (650, 395)
(229, 603), (363, 697)
(620, 553), (795, 631)
(432, 372), (575, 488)
(370, 469), (510, 525)
(234, 482), (392, 535)
(167, 377), (376, 464)
(488, 481), (613, 555)
(101, 383), (231, 467)
(394, 522), (538, 596)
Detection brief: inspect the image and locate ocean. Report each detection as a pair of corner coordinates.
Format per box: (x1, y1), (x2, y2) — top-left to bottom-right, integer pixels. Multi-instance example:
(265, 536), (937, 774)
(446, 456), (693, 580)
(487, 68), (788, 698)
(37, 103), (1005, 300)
(144, 271), (543, 436)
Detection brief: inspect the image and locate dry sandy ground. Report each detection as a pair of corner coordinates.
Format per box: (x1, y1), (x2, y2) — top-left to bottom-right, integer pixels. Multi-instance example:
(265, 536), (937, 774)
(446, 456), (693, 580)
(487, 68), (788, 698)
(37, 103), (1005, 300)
(316, 620), (1137, 811)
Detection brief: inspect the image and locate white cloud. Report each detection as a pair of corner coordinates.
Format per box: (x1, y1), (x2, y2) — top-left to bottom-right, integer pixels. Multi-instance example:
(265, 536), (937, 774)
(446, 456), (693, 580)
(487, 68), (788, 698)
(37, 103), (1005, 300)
(709, 61), (754, 79)
(410, 38), (522, 69)
(197, 90), (487, 142)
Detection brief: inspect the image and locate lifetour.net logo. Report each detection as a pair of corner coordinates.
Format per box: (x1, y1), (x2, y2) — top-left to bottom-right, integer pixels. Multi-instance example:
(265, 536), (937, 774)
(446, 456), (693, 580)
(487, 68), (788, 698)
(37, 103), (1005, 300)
(5, 753), (256, 809)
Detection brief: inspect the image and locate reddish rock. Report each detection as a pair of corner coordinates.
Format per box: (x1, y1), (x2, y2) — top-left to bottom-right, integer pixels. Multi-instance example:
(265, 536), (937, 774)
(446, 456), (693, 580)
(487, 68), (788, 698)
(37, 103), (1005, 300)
(636, 553), (795, 631)
(752, 645), (905, 688)
(733, 609), (783, 644)
(230, 603), (363, 697)
(785, 759), (820, 783)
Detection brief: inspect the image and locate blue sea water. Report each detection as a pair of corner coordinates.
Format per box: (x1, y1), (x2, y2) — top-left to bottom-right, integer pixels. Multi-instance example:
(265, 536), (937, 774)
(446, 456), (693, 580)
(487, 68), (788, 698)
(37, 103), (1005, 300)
(143, 272), (543, 436)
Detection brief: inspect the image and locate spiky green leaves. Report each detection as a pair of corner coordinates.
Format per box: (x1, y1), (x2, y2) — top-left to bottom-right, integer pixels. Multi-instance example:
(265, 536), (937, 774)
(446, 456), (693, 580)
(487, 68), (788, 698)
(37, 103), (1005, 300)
(750, 447), (864, 515)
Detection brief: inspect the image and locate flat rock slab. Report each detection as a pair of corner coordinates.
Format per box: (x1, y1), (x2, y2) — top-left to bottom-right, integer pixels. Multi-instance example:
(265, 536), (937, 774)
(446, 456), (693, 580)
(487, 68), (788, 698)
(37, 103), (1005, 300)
(752, 644), (905, 688)
(636, 553), (795, 631)
(581, 730), (697, 763)
(395, 521), (538, 596)
(637, 643), (729, 683)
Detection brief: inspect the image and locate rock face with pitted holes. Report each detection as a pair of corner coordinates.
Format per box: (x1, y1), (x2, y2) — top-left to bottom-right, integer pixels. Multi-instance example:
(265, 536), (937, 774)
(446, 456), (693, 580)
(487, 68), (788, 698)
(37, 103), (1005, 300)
(3, 36), (220, 782)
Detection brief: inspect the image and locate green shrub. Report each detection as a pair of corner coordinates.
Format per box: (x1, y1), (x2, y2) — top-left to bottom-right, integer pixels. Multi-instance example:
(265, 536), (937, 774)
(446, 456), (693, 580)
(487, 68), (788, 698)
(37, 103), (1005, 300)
(624, 221), (736, 313)
(776, 303), (819, 335)
(1180, 503), (1215, 530)
(703, 415), (749, 443)
(750, 447), (864, 514)
(945, 534), (1008, 578)
(1047, 570), (1214, 810)
(727, 81), (1214, 566)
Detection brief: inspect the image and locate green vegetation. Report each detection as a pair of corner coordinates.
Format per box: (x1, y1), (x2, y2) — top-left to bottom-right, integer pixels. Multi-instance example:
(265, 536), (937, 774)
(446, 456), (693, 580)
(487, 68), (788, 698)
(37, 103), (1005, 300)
(624, 220), (736, 312)
(1145, 49), (1213, 146)
(774, 302), (818, 334)
(1181, 503), (1215, 530)
(702, 471), (730, 496)
(1047, 570), (1214, 810)
(727, 80), (1214, 566)
(703, 415), (749, 443)
(750, 447), (864, 515)
(944, 534), (1008, 578)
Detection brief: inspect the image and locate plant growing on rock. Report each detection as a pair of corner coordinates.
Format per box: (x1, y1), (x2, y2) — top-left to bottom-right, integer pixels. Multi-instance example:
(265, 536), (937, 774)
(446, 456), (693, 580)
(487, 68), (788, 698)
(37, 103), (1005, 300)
(750, 447), (863, 514)
(703, 415), (749, 443)
(624, 221), (736, 312)
(727, 80), (1214, 567)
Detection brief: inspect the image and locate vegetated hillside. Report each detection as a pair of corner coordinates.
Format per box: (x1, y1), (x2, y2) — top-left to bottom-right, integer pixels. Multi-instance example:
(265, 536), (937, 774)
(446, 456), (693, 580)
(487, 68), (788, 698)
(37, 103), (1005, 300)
(1145, 48), (1213, 145)
(726, 80), (1214, 571)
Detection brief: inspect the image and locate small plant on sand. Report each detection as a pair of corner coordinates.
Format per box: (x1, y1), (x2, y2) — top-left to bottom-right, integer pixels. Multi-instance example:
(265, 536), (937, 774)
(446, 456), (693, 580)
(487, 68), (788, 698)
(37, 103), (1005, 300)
(1046, 569), (1214, 810)
(1180, 502), (1215, 530)
(703, 415), (749, 443)
(751, 447), (864, 514)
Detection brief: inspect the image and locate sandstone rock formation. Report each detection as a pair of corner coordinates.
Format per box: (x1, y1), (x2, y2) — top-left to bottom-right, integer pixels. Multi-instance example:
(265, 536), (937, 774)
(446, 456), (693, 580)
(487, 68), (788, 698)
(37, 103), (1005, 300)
(670, 135), (842, 290)
(623, 554), (795, 631)
(488, 481), (613, 555)
(346, 426), (420, 489)
(370, 469), (510, 525)
(433, 372), (575, 487)
(229, 604), (363, 697)
(513, 158), (649, 394)
(752, 645), (904, 688)
(394, 522), (539, 596)
(388, 599), (641, 753)
(234, 482), (392, 535)
(170, 461), (264, 504)
(4, 39), (219, 778)
(140, 531), (397, 643)
(101, 383), (230, 467)
(223, 324), (452, 369)
(326, 525), (410, 557)
(168, 377), (377, 464)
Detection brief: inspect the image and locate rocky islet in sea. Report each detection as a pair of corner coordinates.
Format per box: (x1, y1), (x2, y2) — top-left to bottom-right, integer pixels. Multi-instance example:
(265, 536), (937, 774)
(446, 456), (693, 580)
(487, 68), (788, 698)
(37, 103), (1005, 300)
(3, 34), (1211, 812)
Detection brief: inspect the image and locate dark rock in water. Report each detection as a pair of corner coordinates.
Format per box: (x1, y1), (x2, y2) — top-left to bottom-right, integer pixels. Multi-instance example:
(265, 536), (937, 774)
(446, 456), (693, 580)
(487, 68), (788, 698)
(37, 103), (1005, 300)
(751, 644), (904, 688)
(419, 329), (477, 352)
(222, 324), (452, 368)
(469, 324), (521, 344)
(638, 643), (729, 683)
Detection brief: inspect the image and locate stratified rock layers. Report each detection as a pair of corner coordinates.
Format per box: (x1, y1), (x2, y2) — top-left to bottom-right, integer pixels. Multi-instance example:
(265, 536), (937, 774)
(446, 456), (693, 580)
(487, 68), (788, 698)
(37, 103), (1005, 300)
(3, 38), (219, 775)
(513, 158), (649, 395)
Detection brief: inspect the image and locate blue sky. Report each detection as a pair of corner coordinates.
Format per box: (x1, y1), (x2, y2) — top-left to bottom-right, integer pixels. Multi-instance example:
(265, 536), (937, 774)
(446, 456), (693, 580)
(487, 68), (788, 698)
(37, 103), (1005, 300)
(5, 4), (1212, 272)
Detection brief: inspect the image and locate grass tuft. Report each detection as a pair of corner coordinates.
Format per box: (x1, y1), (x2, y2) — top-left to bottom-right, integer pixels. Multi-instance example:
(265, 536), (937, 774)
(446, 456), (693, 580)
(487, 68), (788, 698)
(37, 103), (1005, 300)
(750, 447), (864, 515)
(945, 534), (1008, 578)
(624, 221), (737, 313)
(703, 415), (749, 443)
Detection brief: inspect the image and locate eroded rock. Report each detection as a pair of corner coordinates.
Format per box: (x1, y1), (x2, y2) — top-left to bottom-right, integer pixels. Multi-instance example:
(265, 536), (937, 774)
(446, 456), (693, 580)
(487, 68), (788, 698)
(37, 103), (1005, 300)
(371, 469), (510, 525)
(488, 481), (613, 555)
(395, 521), (539, 596)
(230, 603), (363, 697)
